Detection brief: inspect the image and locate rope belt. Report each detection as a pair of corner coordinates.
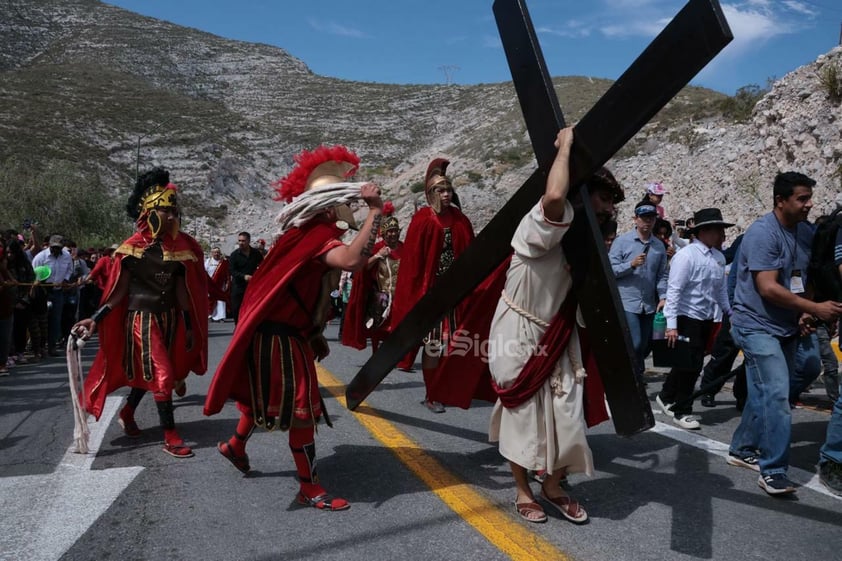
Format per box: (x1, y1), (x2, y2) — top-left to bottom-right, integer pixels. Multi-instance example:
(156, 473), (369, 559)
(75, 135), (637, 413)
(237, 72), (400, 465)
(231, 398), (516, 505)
(501, 290), (550, 328)
(500, 290), (586, 393)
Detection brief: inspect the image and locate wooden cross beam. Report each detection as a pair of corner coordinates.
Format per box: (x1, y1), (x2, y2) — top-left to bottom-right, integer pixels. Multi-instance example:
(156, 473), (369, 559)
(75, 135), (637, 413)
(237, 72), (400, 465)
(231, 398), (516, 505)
(346, 0), (732, 436)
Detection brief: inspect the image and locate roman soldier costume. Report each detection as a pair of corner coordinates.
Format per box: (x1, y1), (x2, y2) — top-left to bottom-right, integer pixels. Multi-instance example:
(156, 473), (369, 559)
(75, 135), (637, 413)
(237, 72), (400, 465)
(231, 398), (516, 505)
(341, 202), (402, 353)
(391, 158), (474, 412)
(206, 144), (381, 512)
(78, 168), (208, 458)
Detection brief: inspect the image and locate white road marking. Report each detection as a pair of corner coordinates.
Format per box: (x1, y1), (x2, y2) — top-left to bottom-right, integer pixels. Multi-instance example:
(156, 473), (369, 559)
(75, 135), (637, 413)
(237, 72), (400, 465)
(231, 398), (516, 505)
(650, 421), (841, 500)
(0, 396), (144, 561)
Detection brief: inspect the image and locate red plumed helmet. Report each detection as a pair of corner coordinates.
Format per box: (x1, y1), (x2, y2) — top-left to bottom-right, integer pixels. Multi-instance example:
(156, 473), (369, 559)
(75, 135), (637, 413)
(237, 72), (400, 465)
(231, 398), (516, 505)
(273, 145), (360, 203)
(382, 201), (395, 216)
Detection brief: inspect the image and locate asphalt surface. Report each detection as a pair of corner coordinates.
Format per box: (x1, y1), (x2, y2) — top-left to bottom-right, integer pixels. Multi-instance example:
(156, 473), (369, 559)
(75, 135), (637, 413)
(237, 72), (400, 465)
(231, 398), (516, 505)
(1, 319), (840, 561)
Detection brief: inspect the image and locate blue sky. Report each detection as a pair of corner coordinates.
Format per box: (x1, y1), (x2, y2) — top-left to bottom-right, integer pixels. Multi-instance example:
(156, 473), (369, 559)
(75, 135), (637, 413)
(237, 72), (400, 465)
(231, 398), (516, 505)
(105, 0), (841, 94)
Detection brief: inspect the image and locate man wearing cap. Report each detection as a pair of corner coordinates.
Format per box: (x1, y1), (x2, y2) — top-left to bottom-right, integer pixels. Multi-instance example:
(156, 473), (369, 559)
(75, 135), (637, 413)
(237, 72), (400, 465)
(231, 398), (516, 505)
(31, 234), (73, 356)
(206, 145), (384, 512)
(656, 208), (733, 430)
(609, 201), (669, 385)
(391, 158), (475, 413)
(728, 172), (842, 496)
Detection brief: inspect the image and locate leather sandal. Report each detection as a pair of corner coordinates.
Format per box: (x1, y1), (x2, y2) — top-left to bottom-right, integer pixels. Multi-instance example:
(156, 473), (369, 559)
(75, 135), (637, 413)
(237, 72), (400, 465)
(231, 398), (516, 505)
(539, 491), (588, 524)
(217, 441), (250, 474)
(515, 500), (547, 523)
(296, 492), (350, 511)
(162, 441), (194, 458)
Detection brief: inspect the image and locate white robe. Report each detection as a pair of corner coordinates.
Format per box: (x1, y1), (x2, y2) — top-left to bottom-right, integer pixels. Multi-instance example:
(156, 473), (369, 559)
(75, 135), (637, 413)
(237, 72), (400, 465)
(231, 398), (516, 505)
(488, 200), (594, 477)
(205, 257), (227, 321)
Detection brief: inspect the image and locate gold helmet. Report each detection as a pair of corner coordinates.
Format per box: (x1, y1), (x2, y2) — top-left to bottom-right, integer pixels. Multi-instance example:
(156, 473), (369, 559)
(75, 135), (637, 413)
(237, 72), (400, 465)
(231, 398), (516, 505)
(424, 158), (452, 214)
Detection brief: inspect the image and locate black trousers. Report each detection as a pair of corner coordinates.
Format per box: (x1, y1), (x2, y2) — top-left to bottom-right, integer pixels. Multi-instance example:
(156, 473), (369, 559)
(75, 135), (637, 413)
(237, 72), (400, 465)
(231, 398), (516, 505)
(699, 314), (747, 405)
(659, 316), (713, 416)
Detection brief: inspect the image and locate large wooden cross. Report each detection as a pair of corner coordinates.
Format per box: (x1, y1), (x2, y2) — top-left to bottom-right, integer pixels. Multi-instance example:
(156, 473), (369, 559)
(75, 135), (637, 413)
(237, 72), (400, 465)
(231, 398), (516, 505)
(346, 0), (732, 436)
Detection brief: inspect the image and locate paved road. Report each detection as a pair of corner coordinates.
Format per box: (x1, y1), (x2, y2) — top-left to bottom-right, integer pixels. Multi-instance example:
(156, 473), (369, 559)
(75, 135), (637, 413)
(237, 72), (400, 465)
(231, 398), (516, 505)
(1, 320), (840, 561)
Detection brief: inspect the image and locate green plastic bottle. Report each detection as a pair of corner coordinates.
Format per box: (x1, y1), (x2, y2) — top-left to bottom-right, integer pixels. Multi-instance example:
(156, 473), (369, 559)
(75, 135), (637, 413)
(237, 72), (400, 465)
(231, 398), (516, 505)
(652, 311), (667, 340)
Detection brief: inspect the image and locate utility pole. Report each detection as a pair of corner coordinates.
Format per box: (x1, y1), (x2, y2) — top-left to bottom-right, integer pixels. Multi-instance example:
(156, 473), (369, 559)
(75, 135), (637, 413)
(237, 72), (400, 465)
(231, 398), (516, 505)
(135, 116), (186, 180)
(437, 64), (460, 85)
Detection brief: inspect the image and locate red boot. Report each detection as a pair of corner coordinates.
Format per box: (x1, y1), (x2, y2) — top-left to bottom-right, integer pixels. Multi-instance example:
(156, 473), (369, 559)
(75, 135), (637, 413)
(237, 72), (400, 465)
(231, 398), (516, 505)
(118, 405), (142, 438)
(290, 427), (349, 511)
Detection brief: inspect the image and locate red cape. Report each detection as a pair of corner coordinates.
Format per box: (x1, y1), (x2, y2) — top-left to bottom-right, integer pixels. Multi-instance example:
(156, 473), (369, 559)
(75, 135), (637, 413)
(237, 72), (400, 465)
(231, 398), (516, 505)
(83, 232), (208, 420)
(204, 221), (342, 415)
(390, 206), (474, 328)
(207, 258), (230, 311)
(429, 254), (609, 428)
(341, 240), (403, 350)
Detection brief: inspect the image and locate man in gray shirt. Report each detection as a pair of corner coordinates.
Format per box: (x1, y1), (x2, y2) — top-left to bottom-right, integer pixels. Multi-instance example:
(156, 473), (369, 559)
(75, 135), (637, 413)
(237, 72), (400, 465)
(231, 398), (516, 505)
(728, 172), (842, 496)
(609, 201), (668, 385)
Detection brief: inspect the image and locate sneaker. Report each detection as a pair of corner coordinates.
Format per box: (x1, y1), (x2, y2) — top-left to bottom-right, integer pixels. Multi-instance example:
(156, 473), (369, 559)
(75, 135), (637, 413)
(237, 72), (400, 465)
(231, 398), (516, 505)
(422, 399), (445, 413)
(700, 394), (716, 408)
(655, 394), (675, 418)
(818, 461), (842, 496)
(726, 453), (760, 472)
(672, 414), (701, 430)
(757, 473), (797, 495)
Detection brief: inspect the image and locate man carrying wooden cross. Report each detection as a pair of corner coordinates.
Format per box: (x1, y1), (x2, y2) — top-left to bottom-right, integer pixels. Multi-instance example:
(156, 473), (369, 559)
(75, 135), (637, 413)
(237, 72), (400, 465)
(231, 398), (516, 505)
(464, 128), (622, 524)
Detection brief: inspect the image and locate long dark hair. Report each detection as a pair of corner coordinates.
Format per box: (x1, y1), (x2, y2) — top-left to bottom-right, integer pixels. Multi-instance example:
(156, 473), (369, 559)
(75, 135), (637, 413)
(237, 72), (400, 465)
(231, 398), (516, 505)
(5, 239), (35, 283)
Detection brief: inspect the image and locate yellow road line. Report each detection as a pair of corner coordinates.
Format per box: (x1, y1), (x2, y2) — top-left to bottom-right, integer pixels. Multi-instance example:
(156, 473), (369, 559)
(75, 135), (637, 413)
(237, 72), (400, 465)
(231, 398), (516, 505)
(316, 365), (571, 561)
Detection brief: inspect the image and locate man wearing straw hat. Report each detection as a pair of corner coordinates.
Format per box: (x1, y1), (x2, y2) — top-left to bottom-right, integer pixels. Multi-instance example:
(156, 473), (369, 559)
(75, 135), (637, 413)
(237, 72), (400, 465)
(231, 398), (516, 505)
(656, 207), (733, 431)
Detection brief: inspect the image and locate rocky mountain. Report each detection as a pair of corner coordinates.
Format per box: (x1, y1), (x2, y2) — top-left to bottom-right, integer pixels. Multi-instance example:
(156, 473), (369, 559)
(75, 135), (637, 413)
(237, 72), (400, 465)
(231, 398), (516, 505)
(1, 0), (840, 248)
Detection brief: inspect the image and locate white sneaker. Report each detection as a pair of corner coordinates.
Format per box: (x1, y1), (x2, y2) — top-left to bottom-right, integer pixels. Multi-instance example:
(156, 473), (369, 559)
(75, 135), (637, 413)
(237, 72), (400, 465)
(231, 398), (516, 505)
(655, 394), (675, 418)
(673, 414), (701, 430)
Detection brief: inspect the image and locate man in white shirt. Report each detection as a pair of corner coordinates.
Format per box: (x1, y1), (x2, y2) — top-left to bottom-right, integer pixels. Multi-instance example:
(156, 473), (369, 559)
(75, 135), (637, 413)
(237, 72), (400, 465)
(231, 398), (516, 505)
(31, 234), (73, 356)
(656, 208), (733, 430)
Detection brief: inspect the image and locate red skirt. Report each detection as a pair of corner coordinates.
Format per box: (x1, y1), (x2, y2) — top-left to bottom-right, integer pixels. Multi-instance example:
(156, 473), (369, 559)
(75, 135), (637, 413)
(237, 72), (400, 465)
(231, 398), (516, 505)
(123, 309), (178, 394)
(245, 324), (321, 431)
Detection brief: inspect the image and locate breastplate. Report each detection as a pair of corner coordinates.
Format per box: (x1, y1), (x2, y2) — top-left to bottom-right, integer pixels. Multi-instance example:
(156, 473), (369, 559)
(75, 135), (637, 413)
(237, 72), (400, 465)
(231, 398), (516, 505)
(124, 244), (184, 313)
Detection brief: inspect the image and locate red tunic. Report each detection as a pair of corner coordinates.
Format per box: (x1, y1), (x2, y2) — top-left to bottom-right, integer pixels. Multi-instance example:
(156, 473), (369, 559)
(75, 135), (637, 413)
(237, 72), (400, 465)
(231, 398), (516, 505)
(87, 256), (114, 291)
(207, 257), (230, 312)
(204, 221), (344, 418)
(341, 240), (402, 350)
(390, 207), (474, 358)
(429, 254), (609, 427)
(83, 232), (208, 420)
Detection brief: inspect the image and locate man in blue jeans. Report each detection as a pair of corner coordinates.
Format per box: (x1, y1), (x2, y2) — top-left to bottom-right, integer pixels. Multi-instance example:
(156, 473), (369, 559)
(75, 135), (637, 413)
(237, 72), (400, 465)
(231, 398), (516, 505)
(609, 200), (668, 385)
(728, 172), (842, 496)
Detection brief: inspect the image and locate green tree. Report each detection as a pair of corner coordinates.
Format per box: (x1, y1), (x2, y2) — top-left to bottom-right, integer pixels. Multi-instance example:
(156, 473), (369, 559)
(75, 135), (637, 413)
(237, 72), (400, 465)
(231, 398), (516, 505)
(0, 157), (131, 247)
(719, 83), (769, 122)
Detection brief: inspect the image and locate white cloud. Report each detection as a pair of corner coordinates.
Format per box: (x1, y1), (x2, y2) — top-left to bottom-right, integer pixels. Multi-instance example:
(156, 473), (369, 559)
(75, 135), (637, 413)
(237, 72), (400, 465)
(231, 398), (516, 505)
(600, 17), (669, 38)
(781, 1), (818, 17)
(537, 19), (592, 38)
(307, 19), (369, 39)
(589, 0), (817, 42)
